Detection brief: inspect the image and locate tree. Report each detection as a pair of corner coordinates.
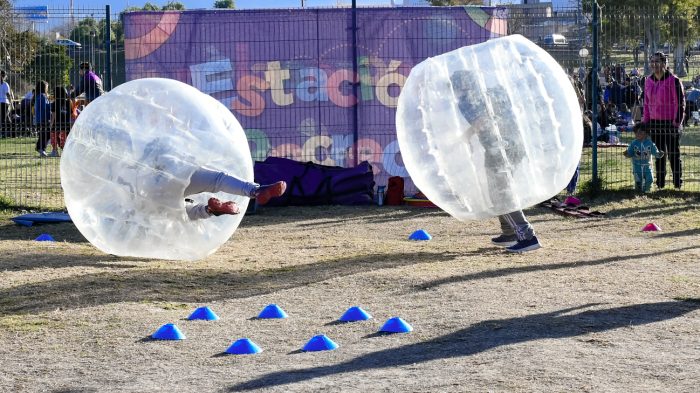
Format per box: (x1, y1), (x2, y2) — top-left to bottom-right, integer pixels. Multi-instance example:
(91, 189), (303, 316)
(663, 0), (700, 76)
(1, 0), (16, 69)
(162, 2), (186, 11)
(25, 42), (73, 88)
(214, 0), (236, 8)
(69, 17), (99, 49)
(142, 2), (160, 11)
(4, 30), (41, 73)
(596, 0), (700, 76)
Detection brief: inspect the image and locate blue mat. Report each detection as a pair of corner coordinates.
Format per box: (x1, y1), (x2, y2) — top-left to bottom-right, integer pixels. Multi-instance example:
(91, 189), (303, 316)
(11, 212), (72, 227)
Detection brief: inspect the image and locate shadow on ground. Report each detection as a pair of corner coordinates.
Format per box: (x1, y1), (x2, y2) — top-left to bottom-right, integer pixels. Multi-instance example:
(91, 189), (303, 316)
(0, 250), (460, 316)
(414, 245), (700, 291)
(229, 299), (700, 391)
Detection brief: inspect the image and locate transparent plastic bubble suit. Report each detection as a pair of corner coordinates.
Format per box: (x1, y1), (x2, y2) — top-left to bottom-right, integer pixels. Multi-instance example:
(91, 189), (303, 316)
(60, 78), (253, 260)
(396, 35), (582, 220)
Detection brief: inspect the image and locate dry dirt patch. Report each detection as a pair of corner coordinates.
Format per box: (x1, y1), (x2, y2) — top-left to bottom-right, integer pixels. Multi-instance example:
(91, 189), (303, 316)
(0, 200), (699, 392)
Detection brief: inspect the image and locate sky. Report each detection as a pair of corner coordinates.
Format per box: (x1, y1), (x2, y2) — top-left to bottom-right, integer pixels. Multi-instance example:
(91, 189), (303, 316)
(13, 0), (399, 13)
(11, 0), (586, 14)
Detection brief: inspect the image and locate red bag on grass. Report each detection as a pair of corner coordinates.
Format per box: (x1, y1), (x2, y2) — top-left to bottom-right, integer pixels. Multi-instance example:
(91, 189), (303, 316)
(385, 176), (405, 205)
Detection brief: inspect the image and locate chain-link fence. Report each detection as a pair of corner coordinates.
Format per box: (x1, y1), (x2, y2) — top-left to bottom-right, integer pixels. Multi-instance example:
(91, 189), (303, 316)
(0, 3), (698, 210)
(1, 5), (123, 209)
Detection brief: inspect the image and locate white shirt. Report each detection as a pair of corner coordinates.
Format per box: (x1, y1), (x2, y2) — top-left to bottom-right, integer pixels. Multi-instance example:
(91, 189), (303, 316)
(0, 82), (10, 104)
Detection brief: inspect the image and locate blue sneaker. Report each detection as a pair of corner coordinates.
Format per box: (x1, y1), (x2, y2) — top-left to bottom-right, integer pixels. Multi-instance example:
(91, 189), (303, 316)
(491, 234), (517, 247)
(505, 236), (541, 253)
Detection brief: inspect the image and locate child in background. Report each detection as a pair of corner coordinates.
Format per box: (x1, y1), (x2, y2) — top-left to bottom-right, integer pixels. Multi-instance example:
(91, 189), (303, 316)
(624, 123), (664, 193)
(50, 86), (73, 157)
(33, 80), (52, 157)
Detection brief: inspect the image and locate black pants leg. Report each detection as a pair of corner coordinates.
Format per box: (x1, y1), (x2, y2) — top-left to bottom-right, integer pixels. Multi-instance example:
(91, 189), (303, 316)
(649, 125), (667, 189)
(667, 131), (682, 188)
(0, 103), (7, 137)
(649, 120), (682, 189)
(35, 124), (50, 153)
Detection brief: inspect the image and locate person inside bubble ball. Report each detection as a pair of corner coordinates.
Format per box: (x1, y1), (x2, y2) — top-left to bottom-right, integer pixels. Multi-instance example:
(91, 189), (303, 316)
(184, 168), (286, 219)
(136, 138), (286, 219)
(94, 134), (286, 220)
(450, 70), (541, 253)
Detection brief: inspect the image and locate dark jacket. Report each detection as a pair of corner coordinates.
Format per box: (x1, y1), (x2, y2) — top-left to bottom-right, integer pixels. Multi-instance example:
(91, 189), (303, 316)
(72, 70), (104, 102)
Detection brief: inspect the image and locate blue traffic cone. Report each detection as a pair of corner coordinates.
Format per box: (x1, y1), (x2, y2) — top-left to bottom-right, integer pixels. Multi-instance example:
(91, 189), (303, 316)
(302, 334), (338, 352)
(35, 234), (55, 242)
(257, 304), (288, 319)
(409, 229), (431, 241)
(151, 323), (186, 340)
(379, 317), (413, 333)
(225, 338), (262, 355)
(188, 306), (219, 321)
(339, 306), (372, 322)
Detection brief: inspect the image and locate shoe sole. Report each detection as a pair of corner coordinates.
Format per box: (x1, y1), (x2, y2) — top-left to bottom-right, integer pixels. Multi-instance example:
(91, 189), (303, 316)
(491, 240), (517, 247)
(506, 243), (542, 253)
(257, 182), (287, 205)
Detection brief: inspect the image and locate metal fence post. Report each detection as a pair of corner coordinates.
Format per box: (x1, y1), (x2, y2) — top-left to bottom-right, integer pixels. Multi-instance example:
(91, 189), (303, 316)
(351, 0), (359, 167)
(590, 0), (600, 193)
(105, 5), (112, 91)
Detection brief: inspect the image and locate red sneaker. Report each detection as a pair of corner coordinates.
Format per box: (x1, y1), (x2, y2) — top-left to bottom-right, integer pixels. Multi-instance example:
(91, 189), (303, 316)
(254, 181), (287, 205)
(207, 197), (240, 216)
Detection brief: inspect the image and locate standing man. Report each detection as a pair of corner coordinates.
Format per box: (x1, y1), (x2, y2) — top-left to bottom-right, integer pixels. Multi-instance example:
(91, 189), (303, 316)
(71, 62), (104, 104)
(643, 51), (685, 189)
(0, 70), (14, 137)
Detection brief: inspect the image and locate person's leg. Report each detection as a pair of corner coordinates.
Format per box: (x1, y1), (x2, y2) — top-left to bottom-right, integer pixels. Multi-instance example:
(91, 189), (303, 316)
(491, 215), (517, 246)
(633, 168), (643, 192)
(649, 125), (667, 188)
(566, 163), (580, 195)
(35, 125), (49, 156)
(503, 210), (541, 253)
(185, 167), (286, 205)
(668, 130), (682, 188)
(49, 130), (59, 156)
(501, 210), (535, 241)
(0, 103), (7, 137)
(59, 131), (67, 149)
(642, 167), (653, 193)
(185, 198), (239, 220)
(185, 167), (257, 197)
(185, 200), (210, 220)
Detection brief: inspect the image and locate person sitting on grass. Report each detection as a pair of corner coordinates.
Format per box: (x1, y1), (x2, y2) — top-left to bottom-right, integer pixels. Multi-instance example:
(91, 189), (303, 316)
(623, 123), (664, 193)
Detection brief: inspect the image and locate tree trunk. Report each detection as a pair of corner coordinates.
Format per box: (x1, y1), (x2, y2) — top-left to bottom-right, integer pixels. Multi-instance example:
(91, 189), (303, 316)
(674, 41), (686, 77)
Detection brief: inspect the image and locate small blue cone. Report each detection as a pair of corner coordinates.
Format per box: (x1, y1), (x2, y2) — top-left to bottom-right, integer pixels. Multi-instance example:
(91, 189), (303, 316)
(35, 233), (55, 242)
(257, 304), (288, 319)
(225, 338), (262, 355)
(151, 323), (186, 340)
(409, 229), (431, 241)
(339, 306), (372, 322)
(188, 306), (219, 321)
(379, 317), (413, 333)
(302, 334), (339, 352)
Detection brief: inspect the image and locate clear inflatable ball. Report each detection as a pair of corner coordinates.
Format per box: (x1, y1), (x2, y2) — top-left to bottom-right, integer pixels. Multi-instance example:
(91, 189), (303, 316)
(396, 34), (583, 220)
(61, 78), (253, 260)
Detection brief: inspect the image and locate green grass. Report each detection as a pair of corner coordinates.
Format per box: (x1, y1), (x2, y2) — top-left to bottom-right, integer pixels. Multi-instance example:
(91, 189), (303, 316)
(0, 136), (64, 210)
(577, 124), (700, 195)
(1, 125), (698, 211)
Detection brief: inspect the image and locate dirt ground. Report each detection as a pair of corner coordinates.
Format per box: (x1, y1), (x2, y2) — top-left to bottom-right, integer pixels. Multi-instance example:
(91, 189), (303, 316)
(0, 196), (699, 392)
